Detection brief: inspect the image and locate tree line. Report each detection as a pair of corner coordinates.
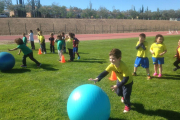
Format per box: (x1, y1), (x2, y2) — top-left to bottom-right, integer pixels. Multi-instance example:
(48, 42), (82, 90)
(1, 0), (180, 20)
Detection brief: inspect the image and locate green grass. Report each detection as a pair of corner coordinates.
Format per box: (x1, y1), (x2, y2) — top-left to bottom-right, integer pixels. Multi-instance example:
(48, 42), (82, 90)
(1, 35), (180, 120)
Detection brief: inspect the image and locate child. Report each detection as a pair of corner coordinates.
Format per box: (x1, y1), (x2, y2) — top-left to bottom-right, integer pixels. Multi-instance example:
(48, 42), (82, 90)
(29, 30), (35, 50)
(39, 31), (46, 54)
(8, 38), (41, 67)
(22, 33), (27, 45)
(150, 34), (167, 77)
(55, 35), (64, 61)
(65, 33), (74, 61)
(132, 33), (151, 80)
(49, 32), (55, 53)
(61, 32), (66, 53)
(72, 33), (80, 59)
(173, 39), (180, 71)
(89, 48), (133, 113)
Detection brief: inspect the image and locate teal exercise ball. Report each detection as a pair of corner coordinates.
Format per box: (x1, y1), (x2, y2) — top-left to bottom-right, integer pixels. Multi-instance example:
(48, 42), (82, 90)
(0, 52), (15, 71)
(67, 84), (111, 120)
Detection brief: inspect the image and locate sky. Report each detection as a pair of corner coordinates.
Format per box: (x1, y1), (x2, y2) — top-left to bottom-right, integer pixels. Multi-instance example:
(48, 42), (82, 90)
(12, 0), (180, 12)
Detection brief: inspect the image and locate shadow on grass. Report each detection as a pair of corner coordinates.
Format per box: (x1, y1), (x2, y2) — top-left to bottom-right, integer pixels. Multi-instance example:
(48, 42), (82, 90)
(109, 117), (124, 120)
(73, 58), (107, 64)
(155, 74), (180, 80)
(132, 103), (180, 120)
(1, 68), (31, 73)
(40, 63), (59, 71)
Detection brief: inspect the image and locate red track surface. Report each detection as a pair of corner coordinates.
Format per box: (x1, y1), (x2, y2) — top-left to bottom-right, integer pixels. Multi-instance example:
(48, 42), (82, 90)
(0, 31), (178, 42)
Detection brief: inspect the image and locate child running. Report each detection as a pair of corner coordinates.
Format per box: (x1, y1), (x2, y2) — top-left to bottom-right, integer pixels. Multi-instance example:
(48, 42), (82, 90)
(55, 35), (64, 61)
(29, 30), (35, 50)
(8, 38), (41, 67)
(132, 33), (151, 80)
(150, 34), (167, 77)
(72, 33), (80, 59)
(65, 33), (74, 61)
(173, 39), (180, 71)
(22, 33), (27, 45)
(89, 48), (133, 113)
(49, 32), (55, 53)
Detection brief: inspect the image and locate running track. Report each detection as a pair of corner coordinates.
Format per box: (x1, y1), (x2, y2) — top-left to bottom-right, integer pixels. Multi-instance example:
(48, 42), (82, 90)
(0, 31), (179, 42)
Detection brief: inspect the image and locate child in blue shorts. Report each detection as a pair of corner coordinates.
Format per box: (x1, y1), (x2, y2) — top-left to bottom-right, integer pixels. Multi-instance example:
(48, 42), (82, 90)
(150, 34), (167, 77)
(132, 33), (151, 80)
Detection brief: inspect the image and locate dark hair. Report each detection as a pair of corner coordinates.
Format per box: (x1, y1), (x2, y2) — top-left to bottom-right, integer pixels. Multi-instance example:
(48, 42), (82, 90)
(109, 49), (121, 59)
(14, 38), (24, 45)
(139, 33), (146, 39)
(69, 32), (74, 38)
(61, 32), (65, 36)
(57, 34), (62, 40)
(155, 34), (164, 43)
(22, 33), (26, 36)
(50, 32), (54, 36)
(30, 30), (33, 33)
(36, 28), (40, 32)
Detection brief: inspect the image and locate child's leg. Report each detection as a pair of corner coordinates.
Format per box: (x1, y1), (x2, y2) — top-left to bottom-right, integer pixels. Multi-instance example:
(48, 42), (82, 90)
(52, 45), (55, 53)
(22, 55), (28, 66)
(154, 64), (158, 73)
(44, 43), (46, 52)
(122, 82), (133, 107)
(28, 52), (41, 65)
(50, 44), (52, 52)
(69, 49), (74, 61)
(32, 41), (35, 49)
(173, 60), (180, 68)
(146, 68), (150, 75)
(133, 67), (137, 73)
(158, 64), (162, 74)
(58, 50), (61, 60)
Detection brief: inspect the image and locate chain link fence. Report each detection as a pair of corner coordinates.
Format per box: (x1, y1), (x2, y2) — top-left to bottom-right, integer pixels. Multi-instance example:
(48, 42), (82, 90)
(0, 22), (179, 35)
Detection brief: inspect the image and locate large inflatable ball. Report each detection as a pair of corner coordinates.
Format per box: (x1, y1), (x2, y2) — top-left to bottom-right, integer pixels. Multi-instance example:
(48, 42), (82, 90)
(67, 84), (111, 120)
(0, 52), (15, 71)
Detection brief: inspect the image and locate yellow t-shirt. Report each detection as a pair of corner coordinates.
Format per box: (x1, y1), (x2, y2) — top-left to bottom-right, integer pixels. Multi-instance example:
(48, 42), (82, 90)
(105, 61), (133, 85)
(136, 41), (148, 58)
(66, 38), (73, 49)
(39, 35), (45, 44)
(150, 43), (167, 58)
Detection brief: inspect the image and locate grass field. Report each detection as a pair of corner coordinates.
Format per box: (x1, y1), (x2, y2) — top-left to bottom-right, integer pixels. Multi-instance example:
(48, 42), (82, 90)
(0, 35), (180, 120)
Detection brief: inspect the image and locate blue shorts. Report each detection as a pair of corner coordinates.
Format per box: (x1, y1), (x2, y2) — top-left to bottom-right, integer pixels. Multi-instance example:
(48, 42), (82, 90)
(152, 57), (164, 64)
(73, 47), (78, 53)
(134, 57), (149, 68)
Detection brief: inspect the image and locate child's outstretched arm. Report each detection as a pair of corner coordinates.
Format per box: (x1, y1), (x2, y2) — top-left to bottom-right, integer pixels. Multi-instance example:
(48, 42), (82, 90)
(88, 71), (109, 84)
(8, 48), (21, 55)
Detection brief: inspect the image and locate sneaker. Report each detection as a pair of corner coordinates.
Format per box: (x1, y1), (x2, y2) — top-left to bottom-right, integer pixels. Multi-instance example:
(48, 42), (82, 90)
(21, 65), (27, 68)
(37, 63), (41, 67)
(153, 73), (158, 76)
(132, 72), (137, 76)
(44, 52), (46, 54)
(121, 97), (124, 103)
(77, 56), (80, 60)
(147, 76), (151, 80)
(158, 74), (162, 78)
(123, 106), (131, 113)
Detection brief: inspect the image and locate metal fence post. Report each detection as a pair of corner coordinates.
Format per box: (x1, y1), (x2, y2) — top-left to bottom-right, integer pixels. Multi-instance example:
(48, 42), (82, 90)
(94, 25), (95, 34)
(65, 24), (66, 33)
(8, 22), (11, 35)
(85, 25), (86, 34)
(117, 25), (118, 33)
(53, 24), (54, 33)
(110, 25), (111, 33)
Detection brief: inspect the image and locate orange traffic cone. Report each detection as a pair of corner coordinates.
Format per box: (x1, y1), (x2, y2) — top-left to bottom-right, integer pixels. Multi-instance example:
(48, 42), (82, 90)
(61, 55), (66, 63)
(109, 71), (117, 81)
(38, 48), (42, 55)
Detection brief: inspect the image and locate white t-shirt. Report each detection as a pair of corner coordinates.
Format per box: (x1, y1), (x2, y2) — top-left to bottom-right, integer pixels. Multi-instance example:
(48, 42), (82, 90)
(29, 33), (34, 41)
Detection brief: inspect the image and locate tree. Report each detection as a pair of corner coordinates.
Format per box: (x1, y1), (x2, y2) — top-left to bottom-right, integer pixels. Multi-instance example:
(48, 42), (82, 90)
(38, 5), (51, 18)
(0, 0), (5, 13)
(51, 3), (60, 18)
(97, 7), (109, 19)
